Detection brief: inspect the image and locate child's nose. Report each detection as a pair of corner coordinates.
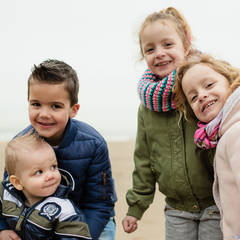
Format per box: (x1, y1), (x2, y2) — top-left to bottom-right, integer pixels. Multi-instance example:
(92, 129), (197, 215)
(39, 108), (50, 118)
(199, 92), (208, 102)
(45, 172), (54, 181)
(155, 47), (166, 58)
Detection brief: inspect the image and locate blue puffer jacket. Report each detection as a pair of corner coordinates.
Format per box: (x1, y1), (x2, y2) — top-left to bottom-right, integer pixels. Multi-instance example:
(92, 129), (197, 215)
(1, 119), (117, 239)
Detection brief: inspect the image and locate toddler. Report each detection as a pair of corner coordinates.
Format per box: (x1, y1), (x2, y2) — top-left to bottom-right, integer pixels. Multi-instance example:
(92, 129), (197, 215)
(0, 131), (91, 240)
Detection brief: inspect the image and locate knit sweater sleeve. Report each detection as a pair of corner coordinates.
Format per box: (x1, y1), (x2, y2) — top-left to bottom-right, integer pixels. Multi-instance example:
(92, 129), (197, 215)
(126, 105), (156, 219)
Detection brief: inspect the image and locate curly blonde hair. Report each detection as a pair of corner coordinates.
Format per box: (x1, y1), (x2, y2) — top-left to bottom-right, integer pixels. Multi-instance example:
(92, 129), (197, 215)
(174, 53), (240, 119)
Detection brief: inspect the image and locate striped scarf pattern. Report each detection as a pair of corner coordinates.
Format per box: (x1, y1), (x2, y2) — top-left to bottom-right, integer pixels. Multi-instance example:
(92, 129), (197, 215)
(137, 69), (176, 112)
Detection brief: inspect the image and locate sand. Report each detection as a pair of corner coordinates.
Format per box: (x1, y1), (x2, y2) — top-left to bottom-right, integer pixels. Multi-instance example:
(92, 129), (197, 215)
(0, 141), (165, 240)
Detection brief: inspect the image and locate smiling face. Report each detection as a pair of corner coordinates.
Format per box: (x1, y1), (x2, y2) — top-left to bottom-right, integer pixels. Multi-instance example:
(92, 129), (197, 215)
(28, 79), (79, 145)
(141, 20), (187, 77)
(12, 144), (61, 206)
(182, 63), (230, 123)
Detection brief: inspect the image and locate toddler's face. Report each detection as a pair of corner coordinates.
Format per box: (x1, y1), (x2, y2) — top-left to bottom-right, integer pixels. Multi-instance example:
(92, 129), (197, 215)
(28, 80), (79, 145)
(141, 20), (186, 77)
(15, 145), (61, 206)
(182, 63), (230, 123)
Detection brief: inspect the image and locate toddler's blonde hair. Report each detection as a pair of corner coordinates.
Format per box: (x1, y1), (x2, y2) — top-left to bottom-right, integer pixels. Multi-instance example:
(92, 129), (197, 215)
(5, 131), (49, 176)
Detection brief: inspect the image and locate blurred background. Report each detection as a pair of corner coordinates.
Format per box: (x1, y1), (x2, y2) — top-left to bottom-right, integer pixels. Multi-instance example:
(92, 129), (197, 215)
(1, 0), (239, 141)
(1, 1), (240, 239)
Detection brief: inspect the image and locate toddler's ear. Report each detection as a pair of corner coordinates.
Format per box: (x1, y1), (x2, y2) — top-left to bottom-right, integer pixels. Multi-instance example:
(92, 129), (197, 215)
(70, 104), (80, 118)
(9, 175), (23, 191)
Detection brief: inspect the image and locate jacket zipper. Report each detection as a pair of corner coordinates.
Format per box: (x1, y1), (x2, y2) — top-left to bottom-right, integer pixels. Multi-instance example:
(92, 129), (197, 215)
(15, 207), (27, 232)
(102, 172), (107, 200)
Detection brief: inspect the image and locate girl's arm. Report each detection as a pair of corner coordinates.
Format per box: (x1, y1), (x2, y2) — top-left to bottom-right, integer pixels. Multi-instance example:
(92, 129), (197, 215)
(125, 105), (156, 220)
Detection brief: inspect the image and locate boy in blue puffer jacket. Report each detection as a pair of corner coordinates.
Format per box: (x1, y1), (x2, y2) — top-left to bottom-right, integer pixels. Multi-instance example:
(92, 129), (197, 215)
(0, 59), (117, 240)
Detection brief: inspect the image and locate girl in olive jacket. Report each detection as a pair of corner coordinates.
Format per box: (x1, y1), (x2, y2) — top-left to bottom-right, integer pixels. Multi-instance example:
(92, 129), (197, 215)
(122, 7), (223, 240)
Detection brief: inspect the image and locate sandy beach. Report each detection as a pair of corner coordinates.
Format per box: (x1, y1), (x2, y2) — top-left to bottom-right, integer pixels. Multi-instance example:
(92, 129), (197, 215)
(0, 140), (165, 240)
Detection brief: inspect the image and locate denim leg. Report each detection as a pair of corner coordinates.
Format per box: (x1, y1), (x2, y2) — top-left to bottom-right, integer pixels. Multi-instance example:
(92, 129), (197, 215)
(98, 217), (116, 240)
(198, 205), (223, 240)
(165, 204), (198, 240)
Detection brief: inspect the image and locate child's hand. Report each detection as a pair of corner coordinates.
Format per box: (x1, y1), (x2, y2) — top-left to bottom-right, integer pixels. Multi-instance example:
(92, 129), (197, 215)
(122, 215), (138, 233)
(0, 230), (21, 240)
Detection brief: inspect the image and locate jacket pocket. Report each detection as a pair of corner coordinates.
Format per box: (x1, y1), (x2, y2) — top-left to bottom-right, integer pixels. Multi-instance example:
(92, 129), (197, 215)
(102, 171), (107, 200)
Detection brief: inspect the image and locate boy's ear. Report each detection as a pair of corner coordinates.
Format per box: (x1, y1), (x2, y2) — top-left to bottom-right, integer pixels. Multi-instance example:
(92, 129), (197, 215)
(9, 175), (23, 191)
(70, 104), (80, 118)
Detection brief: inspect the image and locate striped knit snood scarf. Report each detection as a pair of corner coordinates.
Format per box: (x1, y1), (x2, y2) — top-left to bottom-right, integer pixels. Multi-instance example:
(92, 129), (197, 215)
(137, 69), (176, 112)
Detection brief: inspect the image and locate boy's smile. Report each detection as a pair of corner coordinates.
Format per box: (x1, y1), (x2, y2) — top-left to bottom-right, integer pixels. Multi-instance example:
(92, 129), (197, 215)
(28, 80), (79, 145)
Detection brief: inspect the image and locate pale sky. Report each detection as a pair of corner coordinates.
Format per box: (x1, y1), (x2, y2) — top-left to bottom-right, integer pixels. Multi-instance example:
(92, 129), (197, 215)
(1, 0), (240, 141)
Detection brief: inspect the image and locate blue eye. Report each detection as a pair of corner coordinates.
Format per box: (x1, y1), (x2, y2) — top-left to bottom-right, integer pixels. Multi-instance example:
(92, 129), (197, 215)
(35, 170), (43, 175)
(50, 165), (58, 171)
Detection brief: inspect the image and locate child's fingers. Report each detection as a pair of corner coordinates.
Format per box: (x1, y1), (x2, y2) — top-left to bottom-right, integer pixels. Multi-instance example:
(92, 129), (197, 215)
(0, 230), (21, 240)
(122, 216), (138, 233)
(125, 222), (138, 233)
(130, 223), (138, 233)
(8, 231), (21, 240)
(122, 220), (134, 233)
(122, 220), (132, 233)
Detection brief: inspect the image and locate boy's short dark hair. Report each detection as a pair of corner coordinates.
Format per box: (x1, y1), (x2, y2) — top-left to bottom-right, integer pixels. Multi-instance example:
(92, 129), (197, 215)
(28, 59), (79, 106)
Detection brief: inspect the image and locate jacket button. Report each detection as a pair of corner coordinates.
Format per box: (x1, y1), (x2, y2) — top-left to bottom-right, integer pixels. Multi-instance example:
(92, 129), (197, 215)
(193, 205), (198, 209)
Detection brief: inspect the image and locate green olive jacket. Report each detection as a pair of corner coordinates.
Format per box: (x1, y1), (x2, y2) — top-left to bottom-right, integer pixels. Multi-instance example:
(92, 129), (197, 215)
(126, 104), (215, 219)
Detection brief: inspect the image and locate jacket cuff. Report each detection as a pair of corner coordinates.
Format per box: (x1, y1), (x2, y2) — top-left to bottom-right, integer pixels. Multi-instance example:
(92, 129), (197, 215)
(0, 227), (10, 232)
(127, 205), (144, 220)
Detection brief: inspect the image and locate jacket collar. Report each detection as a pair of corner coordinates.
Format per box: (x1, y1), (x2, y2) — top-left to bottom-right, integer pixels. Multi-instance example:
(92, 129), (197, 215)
(57, 119), (77, 148)
(53, 169), (75, 198)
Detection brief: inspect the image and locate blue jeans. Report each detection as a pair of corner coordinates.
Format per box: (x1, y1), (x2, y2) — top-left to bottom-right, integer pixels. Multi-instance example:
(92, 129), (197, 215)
(98, 217), (116, 240)
(165, 204), (223, 240)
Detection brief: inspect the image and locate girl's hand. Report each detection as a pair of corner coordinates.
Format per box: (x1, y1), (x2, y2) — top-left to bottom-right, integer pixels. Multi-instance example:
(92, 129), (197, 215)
(122, 215), (138, 233)
(0, 230), (21, 240)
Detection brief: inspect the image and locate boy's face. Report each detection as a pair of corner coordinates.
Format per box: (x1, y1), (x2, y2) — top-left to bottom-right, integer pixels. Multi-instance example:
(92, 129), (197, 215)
(182, 63), (230, 123)
(11, 145), (61, 206)
(28, 80), (79, 145)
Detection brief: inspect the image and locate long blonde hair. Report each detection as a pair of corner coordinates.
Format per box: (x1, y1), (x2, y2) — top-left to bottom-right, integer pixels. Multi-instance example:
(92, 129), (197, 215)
(174, 53), (240, 119)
